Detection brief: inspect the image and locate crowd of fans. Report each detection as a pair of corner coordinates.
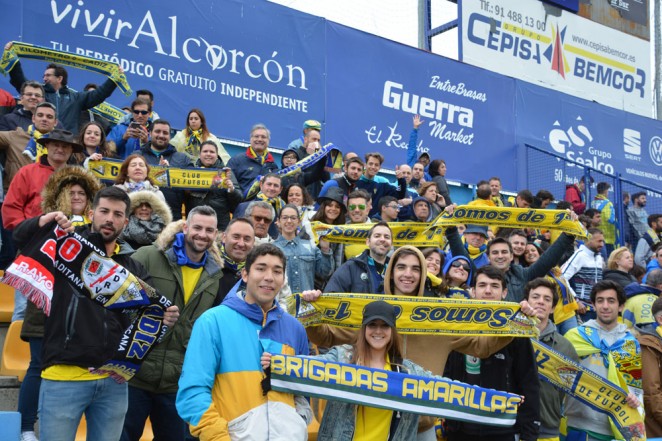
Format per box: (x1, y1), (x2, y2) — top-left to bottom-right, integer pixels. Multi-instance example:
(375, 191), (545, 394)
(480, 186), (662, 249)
(0, 53), (661, 441)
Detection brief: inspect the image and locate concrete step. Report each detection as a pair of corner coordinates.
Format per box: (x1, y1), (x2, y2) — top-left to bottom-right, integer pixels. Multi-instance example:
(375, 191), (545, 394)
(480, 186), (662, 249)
(0, 376), (20, 412)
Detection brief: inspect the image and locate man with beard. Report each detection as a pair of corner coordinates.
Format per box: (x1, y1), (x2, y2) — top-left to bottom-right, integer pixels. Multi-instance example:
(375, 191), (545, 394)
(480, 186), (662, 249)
(137, 119), (192, 220)
(216, 217), (255, 304)
(12, 186), (179, 441)
(627, 192), (649, 240)
(562, 228), (606, 322)
(325, 221), (392, 294)
(318, 156), (365, 200)
(121, 205), (222, 441)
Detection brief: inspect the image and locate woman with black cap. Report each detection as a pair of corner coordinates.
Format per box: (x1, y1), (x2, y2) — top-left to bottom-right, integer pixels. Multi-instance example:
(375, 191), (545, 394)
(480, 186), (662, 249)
(310, 186), (347, 289)
(262, 300), (441, 440)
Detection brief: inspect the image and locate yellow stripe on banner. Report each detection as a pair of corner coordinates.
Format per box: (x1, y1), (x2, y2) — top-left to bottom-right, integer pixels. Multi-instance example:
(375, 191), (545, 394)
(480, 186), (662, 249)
(289, 293), (539, 337)
(2, 42), (132, 95)
(434, 206), (587, 238)
(501, 22), (551, 44)
(564, 45), (635, 73)
(89, 159), (229, 190)
(310, 221), (446, 248)
(532, 339), (645, 441)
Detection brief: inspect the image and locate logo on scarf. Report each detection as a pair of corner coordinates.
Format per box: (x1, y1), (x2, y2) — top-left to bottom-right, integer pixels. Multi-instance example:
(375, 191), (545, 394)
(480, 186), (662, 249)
(557, 366), (579, 388)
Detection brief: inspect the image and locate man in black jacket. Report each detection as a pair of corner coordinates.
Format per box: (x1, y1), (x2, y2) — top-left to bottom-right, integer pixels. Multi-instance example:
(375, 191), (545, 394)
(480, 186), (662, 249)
(444, 265), (540, 441)
(13, 187), (179, 441)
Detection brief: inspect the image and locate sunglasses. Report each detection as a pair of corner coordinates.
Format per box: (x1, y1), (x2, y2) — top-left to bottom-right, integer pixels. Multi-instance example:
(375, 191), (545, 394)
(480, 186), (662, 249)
(451, 261), (471, 272)
(348, 204), (366, 211)
(252, 215), (273, 224)
(133, 110), (149, 115)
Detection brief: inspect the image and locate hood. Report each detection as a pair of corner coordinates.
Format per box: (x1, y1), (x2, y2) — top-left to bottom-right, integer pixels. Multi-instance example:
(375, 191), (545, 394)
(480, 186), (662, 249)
(442, 255), (473, 287)
(384, 245), (426, 297)
(539, 320), (558, 340)
(565, 183), (579, 190)
(41, 165), (103, 215)
(582, 319), (628, 337)
(222, 280), (283, 325)
(194, 157), (224, 169)
(154, 219), (222, 266)
(411, 196), (433, 222)
(635, 323), (662, 349)
(128, 190), (173, 225)
(624, 282), (661, 299)
(280, 148), (299, 168)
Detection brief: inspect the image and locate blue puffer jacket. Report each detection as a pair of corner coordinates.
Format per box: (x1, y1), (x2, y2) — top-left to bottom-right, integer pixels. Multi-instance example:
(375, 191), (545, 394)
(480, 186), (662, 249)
(107, 118), (153, 159)
(325, 250), (384, 294)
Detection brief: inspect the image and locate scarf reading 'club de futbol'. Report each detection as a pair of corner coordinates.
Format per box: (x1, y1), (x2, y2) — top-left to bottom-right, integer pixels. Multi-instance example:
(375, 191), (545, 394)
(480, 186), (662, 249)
(532, 339), (645, 441)
(268, 354), (522, 427)
(1, 222), (169, 383)
(287, 293), (538, 337)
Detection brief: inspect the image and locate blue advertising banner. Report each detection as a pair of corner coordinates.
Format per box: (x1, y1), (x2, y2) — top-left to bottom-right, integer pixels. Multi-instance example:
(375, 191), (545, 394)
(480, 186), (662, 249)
(515, 80), (662, 191)
(324, 22), (518, 188)
(0, 0), (326, 149)
(542, 0), (579, 12)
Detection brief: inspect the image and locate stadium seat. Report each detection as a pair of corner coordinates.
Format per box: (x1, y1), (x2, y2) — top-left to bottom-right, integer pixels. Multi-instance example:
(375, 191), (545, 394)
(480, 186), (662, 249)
(0, 320), (29, 381)
(0, 277), (15, 323)
(0, 411), (20, 441)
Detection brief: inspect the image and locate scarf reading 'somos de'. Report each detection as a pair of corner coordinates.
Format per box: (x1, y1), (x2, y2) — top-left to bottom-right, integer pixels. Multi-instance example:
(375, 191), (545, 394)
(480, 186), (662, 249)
(1, 222), (169, 383)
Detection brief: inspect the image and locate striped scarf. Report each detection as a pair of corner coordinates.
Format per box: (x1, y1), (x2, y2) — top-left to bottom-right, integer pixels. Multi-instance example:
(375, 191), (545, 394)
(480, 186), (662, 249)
(23, 124), (46, 161)
(220, 243), (244, 275)
(255, 192), (284, 214)
(643, 228), (660, 249)
(247, 145), (273, 165)
(185, 128), (204, 157)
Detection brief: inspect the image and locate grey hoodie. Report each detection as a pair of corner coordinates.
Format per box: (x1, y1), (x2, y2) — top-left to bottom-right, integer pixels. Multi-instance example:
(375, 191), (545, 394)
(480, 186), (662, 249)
(565, 320), (632, 437)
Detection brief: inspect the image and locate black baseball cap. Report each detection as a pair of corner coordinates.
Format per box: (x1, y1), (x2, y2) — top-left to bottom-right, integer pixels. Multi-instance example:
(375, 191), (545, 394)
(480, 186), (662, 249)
(362, 301), (397, 327)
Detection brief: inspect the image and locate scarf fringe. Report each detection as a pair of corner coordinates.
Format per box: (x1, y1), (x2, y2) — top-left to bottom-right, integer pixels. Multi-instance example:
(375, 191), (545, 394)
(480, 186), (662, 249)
(1, 274), (51, 316)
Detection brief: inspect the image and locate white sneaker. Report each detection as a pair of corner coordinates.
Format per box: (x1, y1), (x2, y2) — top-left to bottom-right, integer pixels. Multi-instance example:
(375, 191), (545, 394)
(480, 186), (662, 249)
(20, 431), (39, 441)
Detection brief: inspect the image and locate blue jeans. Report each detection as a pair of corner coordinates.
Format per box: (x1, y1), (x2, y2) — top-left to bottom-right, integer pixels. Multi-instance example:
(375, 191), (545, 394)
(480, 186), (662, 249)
(11, 290), (26, 321)
(557, 315), (579, 335)
(120, 385), (189, 441)
(39, 377), (128, 441)
(18, 338), (42, 431)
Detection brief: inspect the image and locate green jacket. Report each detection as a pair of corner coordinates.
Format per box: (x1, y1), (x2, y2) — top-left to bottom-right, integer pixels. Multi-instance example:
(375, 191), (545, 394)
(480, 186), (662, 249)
(129, 222), (223, 393)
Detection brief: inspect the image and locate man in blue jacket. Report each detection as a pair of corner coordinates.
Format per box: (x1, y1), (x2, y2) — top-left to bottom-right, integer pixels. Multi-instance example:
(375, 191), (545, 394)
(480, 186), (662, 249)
(107, 98), (153, 159)
(227, 124), (279, 195)
(6, 42), (121, 134)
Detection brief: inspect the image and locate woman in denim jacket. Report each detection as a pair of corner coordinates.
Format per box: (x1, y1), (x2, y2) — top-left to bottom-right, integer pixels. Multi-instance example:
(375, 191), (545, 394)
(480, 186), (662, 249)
(273, 204), (334, 295)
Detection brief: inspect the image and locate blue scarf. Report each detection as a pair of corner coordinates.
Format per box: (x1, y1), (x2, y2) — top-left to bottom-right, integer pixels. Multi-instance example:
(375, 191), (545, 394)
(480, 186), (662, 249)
(172, 233), (207, 268)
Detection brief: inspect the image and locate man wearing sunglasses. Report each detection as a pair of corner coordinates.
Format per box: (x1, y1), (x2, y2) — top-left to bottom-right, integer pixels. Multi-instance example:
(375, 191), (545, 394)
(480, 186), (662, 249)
(108, 98), (153, 158)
